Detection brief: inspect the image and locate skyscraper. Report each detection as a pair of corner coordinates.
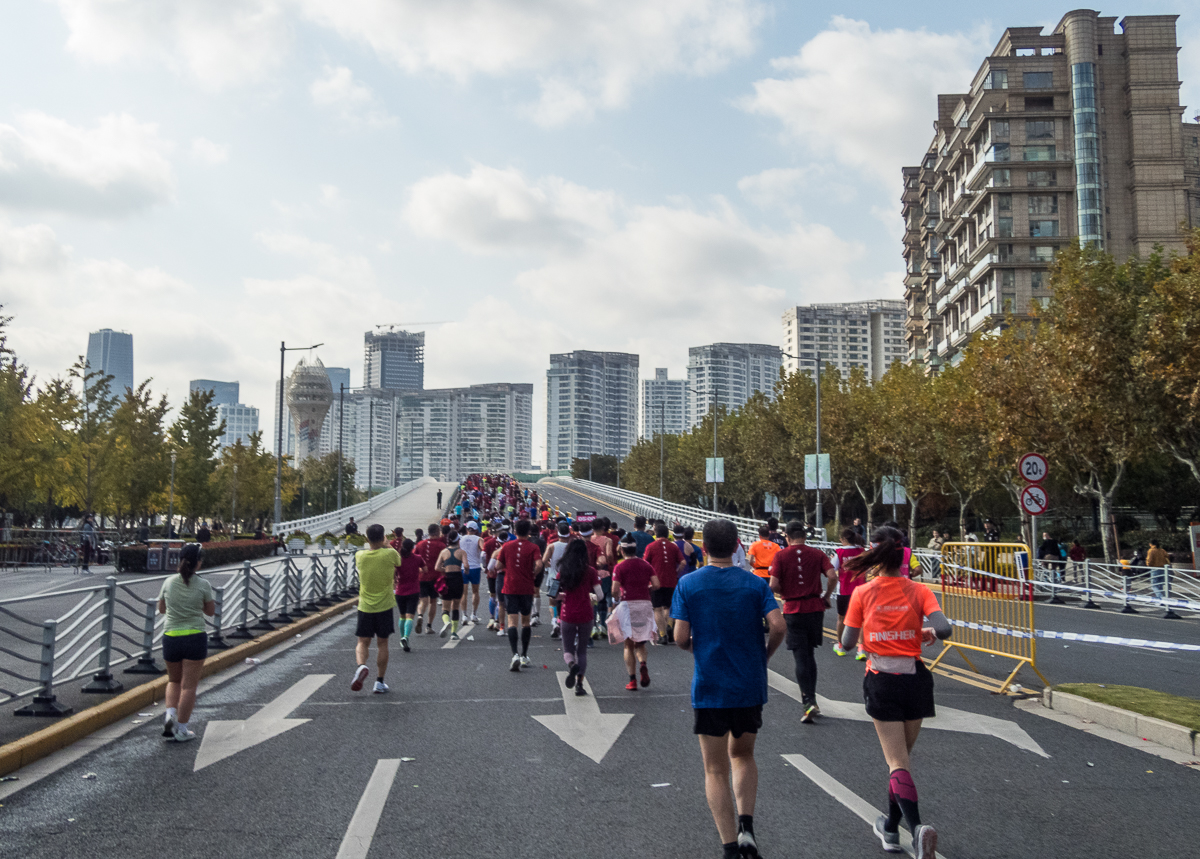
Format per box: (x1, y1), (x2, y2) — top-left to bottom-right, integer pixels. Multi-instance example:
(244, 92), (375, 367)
(640, 369), (688, 439)
(190, 380), (259, 449)
(364, 328), (424, 392)
(546, 351), (639, 470)
(85, 329), (134, 396)
(189, 380), (239, 406)
(781, 300), (907, 381)
(686, 344), (781, 428)
(902, 11), (1200, 369)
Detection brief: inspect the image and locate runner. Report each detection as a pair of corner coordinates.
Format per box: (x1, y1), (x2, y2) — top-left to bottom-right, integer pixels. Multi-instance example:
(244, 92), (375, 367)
(488, 527), (511, 636)
(831, 527), (867, 659)
(351, 524), (400, 694)
(393, 538), (424, 653)
(542, 520), (572, 640)
(747, 525), (781, 581)
(765, 517), (788, 550)
(481, 525), (502, 630)
(157, 542), (214, 742)
(460, 520), (484, 623)
(671, 519), (784, 859)
(630, 515), (654, 556)
(414, 524), (446, 635)
(527, 521), (549, 627)
(768, 519), (836, 724)
(841, 527), (951, 859)
(495, 518), (545, 671)
(556, 539), (602, 696)
(591, 518), (617, 639)
(435, 530), (467, 640)
(676, 524), (703, 575)
(644, 523), (685, 644)
(611, 533), (658, 691)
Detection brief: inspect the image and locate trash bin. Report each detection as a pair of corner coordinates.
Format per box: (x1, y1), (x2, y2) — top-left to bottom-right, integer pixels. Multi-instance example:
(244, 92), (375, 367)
(146, 547), (164, 571)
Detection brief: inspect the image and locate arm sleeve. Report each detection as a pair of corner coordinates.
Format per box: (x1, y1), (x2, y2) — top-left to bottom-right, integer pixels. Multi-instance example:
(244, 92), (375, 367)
(927, 610), (952, 639)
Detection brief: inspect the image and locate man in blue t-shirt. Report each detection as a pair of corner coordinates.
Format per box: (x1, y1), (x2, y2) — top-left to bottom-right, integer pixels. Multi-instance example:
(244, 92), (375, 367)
(672, 519), (784, 859)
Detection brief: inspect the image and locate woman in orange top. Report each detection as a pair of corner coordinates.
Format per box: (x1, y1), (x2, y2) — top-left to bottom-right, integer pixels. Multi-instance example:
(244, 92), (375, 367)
(841, 527), (951, 859)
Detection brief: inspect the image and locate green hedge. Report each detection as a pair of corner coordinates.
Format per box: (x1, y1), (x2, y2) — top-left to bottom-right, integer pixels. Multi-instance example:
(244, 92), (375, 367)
(116, 539), (280, 573)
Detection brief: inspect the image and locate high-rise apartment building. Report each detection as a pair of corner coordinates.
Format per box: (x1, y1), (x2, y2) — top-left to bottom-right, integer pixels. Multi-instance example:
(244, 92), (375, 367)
(397, 384), (533, 481)
(364, 328), (424, 392)
(216, 403), (260, 449)
(189, 379), (239, 406)
(546, 351), (639, 470)
(85, 329), (134, 396)
(640, 369), (688, 439)
(781, 300), (907, 381)
(902, 11), (1200, 368)
(686, 344), (781, 428)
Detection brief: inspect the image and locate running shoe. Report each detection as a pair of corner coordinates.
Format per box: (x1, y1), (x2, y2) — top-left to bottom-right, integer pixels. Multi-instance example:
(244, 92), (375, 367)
(520, 655), (532, 668)
(425, 626), (436, 635)
(855, 651), (867, 662)
(510, 653), (521, 672)
(872, 816), (902, 853)
(801, 704), (818, 724)
(450, 632), (460, 641)
(351, 664), (369, 692)
(162, 712), (176, 738)
(565, 663), (579, 689)
(625, 679), (638, 691)
(574, 682), (587, 697)
(530, 614), (541, 627)
(172, 725), (197, 743)
(832, 644), (848, 657)
(373, 680), (389, 694)
(736, 827), (759, 858)
(470, 614), (479, 624)
(913, 824), (937, 859)
(414, 616), (423, 634)
(400, 636), (411, 653)
(551, 623), (561, 640)
(487, 619), (497, 631)
(640, 663), (651, 688)
(498, 628), (507, 636)
(439, 621), (451, 638)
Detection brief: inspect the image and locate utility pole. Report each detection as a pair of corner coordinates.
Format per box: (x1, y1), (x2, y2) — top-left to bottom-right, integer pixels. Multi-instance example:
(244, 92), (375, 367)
(336, 383), (344, 509)
(712, 388), (718, 514)
(368, 398), (374, 500)
(814, 350), (823, 531)
(659, 399), (665, 500)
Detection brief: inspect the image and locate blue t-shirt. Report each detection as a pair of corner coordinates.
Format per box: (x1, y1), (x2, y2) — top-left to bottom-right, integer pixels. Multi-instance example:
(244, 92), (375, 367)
(671, 565), (779, 709)
(631, 529), (655, 557)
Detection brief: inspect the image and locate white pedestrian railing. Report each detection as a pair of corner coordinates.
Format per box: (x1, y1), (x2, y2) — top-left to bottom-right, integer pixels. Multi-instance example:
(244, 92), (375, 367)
(272, 476), (433, 536)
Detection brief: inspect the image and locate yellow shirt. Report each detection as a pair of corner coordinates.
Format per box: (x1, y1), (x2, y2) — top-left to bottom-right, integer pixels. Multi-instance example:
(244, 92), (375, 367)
(355, 547), (400, 614)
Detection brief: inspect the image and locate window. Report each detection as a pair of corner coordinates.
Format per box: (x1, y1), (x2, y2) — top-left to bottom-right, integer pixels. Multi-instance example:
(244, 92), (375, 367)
(1026, 120), (1055, 139)
(1031, 245), (1056, 261)
(992, 168), (1011, 187)
(1000, 270), (1016, 289)
(1023, 145), (1057, 161)
(998, 245), (1015, 263)
(985, 69), (1009, 89)
(1027, 169), (1057, 187)
(1025, 96), (1055, 112)
(991, 120), (1010, 139)
(996, 194), (1012, 212)
(1023, 71), (1053, 89)
(1029, 194), (1058, 214)
(997, 217), (1014, 237)
(989, 143), (1011, 162)
(1031, 270), (1046, 290)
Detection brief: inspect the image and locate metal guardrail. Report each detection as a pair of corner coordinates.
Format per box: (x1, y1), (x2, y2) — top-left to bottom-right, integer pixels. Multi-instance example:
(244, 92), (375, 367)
(272, 476), (433, 536)
(0, 553), (360, 717)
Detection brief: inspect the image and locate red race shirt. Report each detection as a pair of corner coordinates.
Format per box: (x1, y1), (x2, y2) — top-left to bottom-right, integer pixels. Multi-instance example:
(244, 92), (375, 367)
(769, 544), (833, 614)
(612, 558), (655, 602)
(393, 555), (422, 597)
(559, 567), (599, 625)
(497, 538), (540, 595)
(415, 539), (446, 582)
(481, 536), (499, 576)
(643, 539), (683, 589)
(835, 546), (867, 598)
(845, 576), (941, 658)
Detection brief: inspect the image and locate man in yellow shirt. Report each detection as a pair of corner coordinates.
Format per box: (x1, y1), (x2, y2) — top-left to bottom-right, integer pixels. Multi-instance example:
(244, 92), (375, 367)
(352, 524), (400, 694)
(747, 525), (782, 580)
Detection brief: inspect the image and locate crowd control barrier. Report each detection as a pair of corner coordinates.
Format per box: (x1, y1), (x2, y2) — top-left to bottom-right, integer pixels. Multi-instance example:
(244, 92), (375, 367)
(927, 542), (1049, 693)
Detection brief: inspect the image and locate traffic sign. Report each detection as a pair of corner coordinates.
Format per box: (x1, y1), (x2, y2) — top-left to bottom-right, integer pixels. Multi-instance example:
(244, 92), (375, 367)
(1019, 452), (1048, 483)
(1020, 484), (1048, 516)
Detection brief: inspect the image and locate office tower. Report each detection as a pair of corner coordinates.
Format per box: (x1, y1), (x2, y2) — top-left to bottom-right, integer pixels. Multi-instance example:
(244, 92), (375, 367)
(84, 329), (134, 396)
(686, 344), (781, 428)
(216, 403), (260, 449)
(781, 300), (907, 381)
(189, 380), (239, 406)
(640, 369), (688, 439)
(902, 11), (1200, 369)
(546, 351), (639, 470)
(364, 328), (424, 392)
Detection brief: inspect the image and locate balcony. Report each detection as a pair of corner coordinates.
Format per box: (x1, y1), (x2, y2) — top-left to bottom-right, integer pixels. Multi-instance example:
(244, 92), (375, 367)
(969, 253), (999, 282)
(968, 297), (1004, 330)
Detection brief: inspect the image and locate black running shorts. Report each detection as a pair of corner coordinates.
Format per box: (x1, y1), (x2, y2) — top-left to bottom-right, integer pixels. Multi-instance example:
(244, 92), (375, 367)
(836, 594), (852, 617)
(784, 610), (825, 651)
(486, 575), (498, 595)
(504, 593), (534, 616)
(419, 581), (438, 599)
(355, 609), (395, 639)
(441, 573), (465, 601)
(863, 660), (935, 722)
(395, 593), (419, 615)
(162, 632), (207, 662)
(693, 705), (763, 738)
(651, 586), (675, 609)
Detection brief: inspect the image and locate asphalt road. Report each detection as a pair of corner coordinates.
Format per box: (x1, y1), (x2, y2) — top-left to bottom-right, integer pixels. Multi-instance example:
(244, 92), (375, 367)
(2, 593), (1195, 859)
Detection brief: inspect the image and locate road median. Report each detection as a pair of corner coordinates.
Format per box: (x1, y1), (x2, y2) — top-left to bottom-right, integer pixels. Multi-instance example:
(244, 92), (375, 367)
(1041, 685), (1199, 756)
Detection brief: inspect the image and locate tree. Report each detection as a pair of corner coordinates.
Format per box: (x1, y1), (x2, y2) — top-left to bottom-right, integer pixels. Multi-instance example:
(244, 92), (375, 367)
(108, 381), (170, 529)
(571, 454), (619, 486)
(64, 359), (117, 517)
(0, 308), (40, 518)
(296, 451), (363, 516)
(872, 362), (940, 545)
(216, 432), (290, 528)
(169, 388), (224, 528)
(933, 352), (1000, 539)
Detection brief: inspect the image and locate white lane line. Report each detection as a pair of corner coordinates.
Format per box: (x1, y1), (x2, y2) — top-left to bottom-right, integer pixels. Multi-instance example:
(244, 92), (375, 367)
(782, 753), (948, 859)
(441, 620), (476, 649)
(336, 758), (401, 859)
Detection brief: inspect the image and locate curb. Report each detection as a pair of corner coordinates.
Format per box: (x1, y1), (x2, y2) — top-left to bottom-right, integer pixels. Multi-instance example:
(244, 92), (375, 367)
(0, 596), (358, 778)
(1041, 688), (1198, 756)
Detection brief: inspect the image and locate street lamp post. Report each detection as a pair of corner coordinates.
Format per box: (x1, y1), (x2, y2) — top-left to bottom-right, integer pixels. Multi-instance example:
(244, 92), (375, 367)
(368, 398), (374, 500)
(783, 350), (823, 529)
(231, 464), (238, 534)
(659, 399), (665, 500)
(166, 450), (177, 537)
(337, 383), (344, 509)
(686, 386), (718, 512)
(275, 341), (324, 526)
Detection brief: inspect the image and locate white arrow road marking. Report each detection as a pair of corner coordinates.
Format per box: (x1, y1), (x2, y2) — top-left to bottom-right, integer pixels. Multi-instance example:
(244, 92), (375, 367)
(336, 758), (401, 859)
(768, 669), (1048, 758)
(532, 672), (633, 763)
(193, 674), (333, 772)
(783, 753), (949, 859)
(441, 620), (476, 649)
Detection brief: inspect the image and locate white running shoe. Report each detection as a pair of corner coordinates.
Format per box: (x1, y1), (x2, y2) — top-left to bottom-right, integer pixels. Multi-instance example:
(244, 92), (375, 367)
(510, 653), (521, 672)
(530, 614), (540, 627)
(351, 664), (369, 692)
(520, 655), (532, 668)
(471, 614), (480, 624)
(162, 712), (176, 738)
(172, 726), (197, 743)
(373, 680), (389, 694)
(498, 628), (507, 636)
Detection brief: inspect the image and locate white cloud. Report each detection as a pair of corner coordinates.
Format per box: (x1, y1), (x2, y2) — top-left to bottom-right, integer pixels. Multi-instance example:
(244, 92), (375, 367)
(310, 65), (397, 128)
(0, 111), (174, 217)
(190, 137), (229, 164)
(742, 17), (991, 188)
(53, 0), (291, 90)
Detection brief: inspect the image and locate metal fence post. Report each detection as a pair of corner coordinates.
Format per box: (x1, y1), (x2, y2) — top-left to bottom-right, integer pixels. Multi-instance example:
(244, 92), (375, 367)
(14, 620), (73, 717)
(316, 554), (335, 607)
(1081, 559), (1098, 609)
(82, 575), (125, 693)
(125, 597), (164, 674)
(228, 561), (255, 639)
(1120, 572), (1137, 614)
(252, 573), (275, 631)
(1162, 564), (1181, 620)
(273, 557), (295, 624)
(290, 557), (311, 616)
(208, 585), (230, 649)
(304, 555), (321, 612)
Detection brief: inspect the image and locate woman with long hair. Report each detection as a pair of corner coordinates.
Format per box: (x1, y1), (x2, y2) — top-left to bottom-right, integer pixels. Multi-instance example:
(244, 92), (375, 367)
(831, 527), (867, 658)
(556, 538), (601, 696)
(841, 527), (952, 859)
(394, 538), (424, 652)
(157, 542), (215, 743)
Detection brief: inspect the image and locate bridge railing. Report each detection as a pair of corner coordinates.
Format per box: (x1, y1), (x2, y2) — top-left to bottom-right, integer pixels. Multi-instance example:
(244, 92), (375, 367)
(272, 476), (433, 536)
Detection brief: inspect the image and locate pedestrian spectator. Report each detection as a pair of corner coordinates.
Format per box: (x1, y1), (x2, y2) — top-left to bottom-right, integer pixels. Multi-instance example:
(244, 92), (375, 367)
(852, 517), (867, 543)
(1146, 539), (1170, 600)
(437, 488), (443, 509)
(345, 517), (359, 536)
(672, 518), (785, 859)
(982, 519), (1001, 543)
(137, 522), (150, 544)
(926, 529), (944, 552)
(1067, 540), (1087, 582)
(350, 524), (400, 694)
(79, 514), (96, 573)
(157, 543), (214, 743)
(197, 521), (212, 543)
(1038, 532), (1064, 583)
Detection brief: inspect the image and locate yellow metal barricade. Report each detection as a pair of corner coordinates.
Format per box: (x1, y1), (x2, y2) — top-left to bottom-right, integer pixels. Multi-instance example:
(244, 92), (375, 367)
(927, 542), (1049, 693)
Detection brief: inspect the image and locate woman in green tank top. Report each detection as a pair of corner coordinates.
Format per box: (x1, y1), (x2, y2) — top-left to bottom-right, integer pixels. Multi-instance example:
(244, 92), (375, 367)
(156, 543), (215, 743)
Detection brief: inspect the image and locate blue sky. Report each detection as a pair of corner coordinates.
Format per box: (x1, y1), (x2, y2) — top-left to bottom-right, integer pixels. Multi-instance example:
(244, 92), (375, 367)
(1, 2), (1196, 466)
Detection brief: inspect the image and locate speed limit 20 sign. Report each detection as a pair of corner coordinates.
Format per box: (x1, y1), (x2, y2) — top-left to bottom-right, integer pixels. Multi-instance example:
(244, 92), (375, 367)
(1019, 452), (1048, 483)
(1020, 484), (1049, 516)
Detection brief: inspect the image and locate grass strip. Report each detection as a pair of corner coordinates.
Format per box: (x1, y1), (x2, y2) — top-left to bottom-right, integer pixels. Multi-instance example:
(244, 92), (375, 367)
(1055, 683), (1200, 733)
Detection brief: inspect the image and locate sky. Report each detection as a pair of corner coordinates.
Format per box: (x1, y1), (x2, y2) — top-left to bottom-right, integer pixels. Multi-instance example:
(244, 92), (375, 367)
(1, 1), (1197, 467)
